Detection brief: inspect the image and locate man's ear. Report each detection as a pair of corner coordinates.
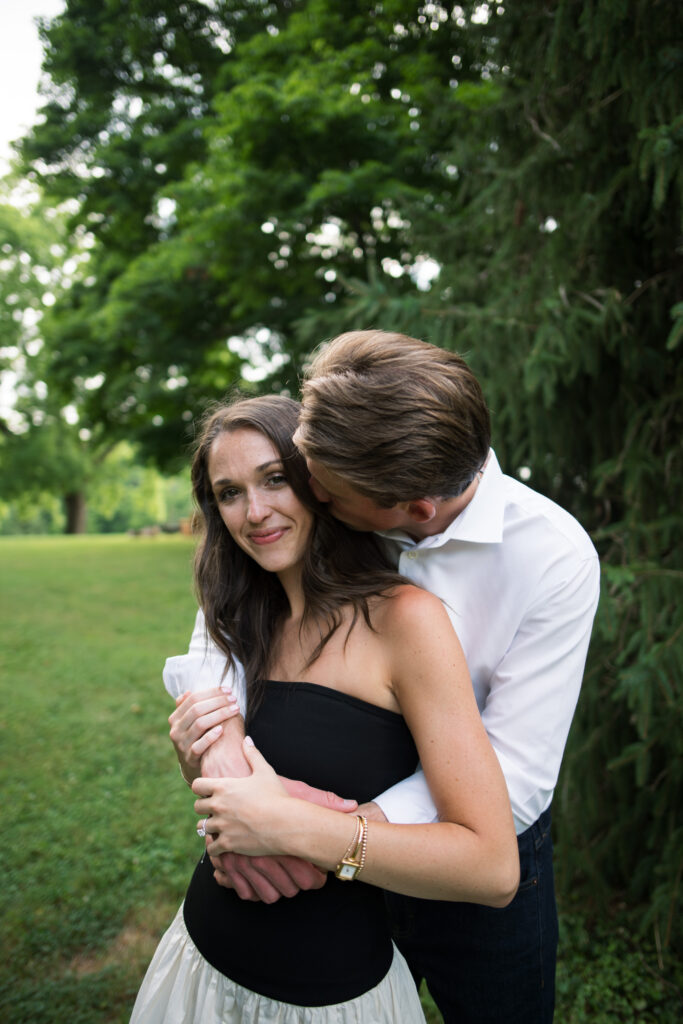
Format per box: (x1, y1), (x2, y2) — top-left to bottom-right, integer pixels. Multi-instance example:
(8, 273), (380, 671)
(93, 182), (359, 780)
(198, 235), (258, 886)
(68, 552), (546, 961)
(403, 498), (438, 523)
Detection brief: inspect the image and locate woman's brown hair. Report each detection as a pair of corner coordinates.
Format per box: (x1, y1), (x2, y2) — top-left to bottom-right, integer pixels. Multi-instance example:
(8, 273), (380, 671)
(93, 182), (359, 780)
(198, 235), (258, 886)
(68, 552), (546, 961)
(191, 394), (406, 723)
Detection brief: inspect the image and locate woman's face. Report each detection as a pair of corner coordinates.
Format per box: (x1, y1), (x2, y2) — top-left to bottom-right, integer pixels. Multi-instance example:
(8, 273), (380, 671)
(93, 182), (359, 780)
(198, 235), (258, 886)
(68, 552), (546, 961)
(207, 427), (314, 579)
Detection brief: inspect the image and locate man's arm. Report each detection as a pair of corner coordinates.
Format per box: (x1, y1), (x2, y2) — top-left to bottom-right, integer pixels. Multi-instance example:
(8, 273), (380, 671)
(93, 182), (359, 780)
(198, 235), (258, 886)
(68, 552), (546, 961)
(371, 554), (600, 830)
(479, 554), (600, 830)
(361, 769), (435, 824)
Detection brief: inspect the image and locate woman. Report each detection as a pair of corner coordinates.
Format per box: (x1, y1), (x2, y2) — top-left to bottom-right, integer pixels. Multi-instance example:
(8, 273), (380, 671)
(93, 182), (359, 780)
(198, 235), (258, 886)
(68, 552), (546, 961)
(131, 395), (518, 1024)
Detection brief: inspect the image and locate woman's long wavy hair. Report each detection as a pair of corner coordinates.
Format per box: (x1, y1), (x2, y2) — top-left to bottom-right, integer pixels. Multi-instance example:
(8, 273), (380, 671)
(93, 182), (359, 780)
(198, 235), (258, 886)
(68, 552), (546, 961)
(191, 394), (406, 724)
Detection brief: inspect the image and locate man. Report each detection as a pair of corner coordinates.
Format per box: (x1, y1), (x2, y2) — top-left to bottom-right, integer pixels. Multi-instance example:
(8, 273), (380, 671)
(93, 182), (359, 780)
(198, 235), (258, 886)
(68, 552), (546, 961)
(192, 329), (599, 1022)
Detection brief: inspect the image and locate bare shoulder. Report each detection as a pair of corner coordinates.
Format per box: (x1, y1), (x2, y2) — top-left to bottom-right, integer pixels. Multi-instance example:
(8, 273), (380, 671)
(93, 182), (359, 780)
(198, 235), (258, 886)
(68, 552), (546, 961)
(373, 584), (452, 638)
(373, 585), (466, 692)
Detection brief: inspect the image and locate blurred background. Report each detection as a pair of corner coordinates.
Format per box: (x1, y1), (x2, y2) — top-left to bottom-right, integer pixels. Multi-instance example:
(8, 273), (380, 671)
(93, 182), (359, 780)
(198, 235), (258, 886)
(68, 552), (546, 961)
(0, 2), (681, 1020)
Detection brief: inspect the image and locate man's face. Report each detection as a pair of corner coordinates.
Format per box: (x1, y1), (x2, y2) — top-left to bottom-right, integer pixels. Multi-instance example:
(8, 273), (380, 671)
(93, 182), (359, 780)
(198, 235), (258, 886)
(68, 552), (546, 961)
(305, 457), (406, 532)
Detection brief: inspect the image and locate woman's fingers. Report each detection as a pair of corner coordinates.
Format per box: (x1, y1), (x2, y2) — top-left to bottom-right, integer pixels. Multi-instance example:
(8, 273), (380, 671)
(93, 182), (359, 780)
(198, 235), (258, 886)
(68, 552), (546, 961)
(188, 705), (239, 757)
(191, 742), (292, 859)
(169, 690), (238, 727)
(241, 736), (277, 776)
(169, 691), (241, 763)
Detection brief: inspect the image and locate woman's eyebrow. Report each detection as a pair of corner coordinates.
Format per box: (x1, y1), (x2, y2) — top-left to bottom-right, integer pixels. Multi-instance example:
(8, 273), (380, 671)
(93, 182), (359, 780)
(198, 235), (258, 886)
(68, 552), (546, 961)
(212, 460), (283, 487)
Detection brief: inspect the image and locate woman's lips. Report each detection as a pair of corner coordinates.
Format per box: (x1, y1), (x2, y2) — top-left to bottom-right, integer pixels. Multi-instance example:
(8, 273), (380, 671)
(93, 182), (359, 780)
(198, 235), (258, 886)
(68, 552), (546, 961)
(249, 527), (289, 545)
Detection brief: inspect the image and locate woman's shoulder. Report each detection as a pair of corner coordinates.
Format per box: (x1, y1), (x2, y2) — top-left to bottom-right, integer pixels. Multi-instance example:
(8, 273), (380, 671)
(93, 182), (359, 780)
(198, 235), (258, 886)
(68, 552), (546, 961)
(372, 584), (449, 636)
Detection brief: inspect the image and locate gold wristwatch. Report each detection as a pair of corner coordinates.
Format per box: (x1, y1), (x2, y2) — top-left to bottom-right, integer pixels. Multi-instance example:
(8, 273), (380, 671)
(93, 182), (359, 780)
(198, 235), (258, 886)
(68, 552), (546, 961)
(335, 815), (368, 881)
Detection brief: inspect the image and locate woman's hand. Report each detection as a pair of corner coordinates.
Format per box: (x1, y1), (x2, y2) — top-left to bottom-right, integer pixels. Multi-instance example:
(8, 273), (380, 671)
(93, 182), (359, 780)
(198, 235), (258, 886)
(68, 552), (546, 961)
(169, 687), (241, 782)
(193, 738), (294, 858)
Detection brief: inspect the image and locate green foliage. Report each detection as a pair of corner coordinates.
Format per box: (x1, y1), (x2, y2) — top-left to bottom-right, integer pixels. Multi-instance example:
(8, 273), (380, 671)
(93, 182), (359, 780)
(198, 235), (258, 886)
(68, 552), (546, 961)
(14, 0), (271, 467)
(86, 443), (192, 533)
(0, 490), (65, 534)
(555, 912), (683, 1022)
(0, 442), (192, 535)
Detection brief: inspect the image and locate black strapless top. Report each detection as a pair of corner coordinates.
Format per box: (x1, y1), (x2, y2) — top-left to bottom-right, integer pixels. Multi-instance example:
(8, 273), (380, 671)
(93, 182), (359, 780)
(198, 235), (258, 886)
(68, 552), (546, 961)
(183, 681), (418, 1006)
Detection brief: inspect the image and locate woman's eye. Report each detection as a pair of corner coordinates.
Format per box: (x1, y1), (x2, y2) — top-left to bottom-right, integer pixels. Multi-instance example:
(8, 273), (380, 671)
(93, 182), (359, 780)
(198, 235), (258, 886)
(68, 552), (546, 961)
(218, 488), (240, 502)
(267, 474), (287, 486)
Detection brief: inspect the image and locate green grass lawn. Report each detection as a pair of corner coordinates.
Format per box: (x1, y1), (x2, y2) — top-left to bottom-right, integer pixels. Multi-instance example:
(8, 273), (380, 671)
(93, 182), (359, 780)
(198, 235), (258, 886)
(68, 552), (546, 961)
(1, 535), (680, 1023)
(0, 535), (200, 1023)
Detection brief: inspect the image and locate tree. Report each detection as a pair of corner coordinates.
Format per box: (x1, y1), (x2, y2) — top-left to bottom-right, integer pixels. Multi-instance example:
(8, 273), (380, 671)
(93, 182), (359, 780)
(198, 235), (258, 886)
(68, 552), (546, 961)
(333, 0), (682, 953)
(407, 1), (683, 955)
(15, 0), (315, 468)
(18, 0), (492, 465)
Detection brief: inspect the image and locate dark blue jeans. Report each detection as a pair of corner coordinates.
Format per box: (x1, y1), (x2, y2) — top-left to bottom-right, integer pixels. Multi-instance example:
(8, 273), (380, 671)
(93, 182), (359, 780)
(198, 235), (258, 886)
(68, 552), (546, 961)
(386, 806), (558, 1023)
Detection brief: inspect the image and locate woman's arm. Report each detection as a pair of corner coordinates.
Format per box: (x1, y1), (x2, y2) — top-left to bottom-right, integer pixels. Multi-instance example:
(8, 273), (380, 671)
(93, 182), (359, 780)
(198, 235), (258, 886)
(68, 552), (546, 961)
(169, 688), (243, 784)
(194, 590), (519, 906)
(170, 685), (358, 904)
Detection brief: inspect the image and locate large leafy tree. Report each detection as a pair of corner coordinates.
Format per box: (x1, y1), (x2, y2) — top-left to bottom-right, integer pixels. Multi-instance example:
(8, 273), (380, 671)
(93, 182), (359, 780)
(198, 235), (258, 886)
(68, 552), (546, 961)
(0, 191), (100, 532)
(17, 0), (260, 470)
(18, 0), (492, 466)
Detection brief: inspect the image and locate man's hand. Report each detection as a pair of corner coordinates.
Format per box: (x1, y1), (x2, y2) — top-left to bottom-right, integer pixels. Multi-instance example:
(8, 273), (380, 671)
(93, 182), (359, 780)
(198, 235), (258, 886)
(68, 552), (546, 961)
(279, 776), (358, 812)
(213, 777), (358, 901)
(211, 853), (327, 903)
(357, 800), (388, 823)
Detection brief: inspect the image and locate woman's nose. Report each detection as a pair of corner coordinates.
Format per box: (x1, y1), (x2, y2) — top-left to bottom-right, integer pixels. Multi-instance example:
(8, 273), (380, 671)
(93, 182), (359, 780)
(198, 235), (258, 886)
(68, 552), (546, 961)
(246, 492), (270, 522)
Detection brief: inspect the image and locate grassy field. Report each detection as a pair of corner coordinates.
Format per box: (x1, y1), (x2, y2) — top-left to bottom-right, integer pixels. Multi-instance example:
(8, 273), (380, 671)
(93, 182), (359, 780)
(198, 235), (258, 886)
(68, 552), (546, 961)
(1, 535), (680, 1023)
(1, 535), (200, 1023)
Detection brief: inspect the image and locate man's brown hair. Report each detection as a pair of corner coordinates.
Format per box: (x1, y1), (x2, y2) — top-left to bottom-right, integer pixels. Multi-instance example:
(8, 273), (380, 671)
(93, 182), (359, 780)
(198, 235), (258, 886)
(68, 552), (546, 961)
(298, 330), (491, 507)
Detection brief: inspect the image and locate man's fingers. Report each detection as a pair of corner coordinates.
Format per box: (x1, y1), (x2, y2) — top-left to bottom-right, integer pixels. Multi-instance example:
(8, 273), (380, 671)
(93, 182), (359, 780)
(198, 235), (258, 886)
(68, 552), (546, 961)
(356, 800), (388, 823)
(280, 775), (357, 812)
(216, 866), (261, 900)
(213, 853), (322, 903)
(247, 856), (300, 899)
(219, 853), (285, 903)
(275, 855), (327, 891)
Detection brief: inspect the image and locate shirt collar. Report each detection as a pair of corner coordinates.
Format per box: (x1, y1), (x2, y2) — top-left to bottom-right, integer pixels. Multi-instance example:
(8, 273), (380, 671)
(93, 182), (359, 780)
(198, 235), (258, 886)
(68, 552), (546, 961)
(377, 449), (506, 550)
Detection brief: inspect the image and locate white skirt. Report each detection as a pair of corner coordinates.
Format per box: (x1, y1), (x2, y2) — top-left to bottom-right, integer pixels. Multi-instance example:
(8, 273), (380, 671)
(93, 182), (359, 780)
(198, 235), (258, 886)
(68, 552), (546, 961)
(130, 904), (426, 1024)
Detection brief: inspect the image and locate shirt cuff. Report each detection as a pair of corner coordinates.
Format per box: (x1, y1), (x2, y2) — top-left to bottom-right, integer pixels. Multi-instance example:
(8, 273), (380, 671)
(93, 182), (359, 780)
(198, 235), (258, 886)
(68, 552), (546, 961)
(374, 768), (439, 825)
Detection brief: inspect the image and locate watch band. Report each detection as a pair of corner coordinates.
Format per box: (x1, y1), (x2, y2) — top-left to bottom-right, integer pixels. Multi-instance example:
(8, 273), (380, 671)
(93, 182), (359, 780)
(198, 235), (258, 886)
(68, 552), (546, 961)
(335, 815), (368, 881)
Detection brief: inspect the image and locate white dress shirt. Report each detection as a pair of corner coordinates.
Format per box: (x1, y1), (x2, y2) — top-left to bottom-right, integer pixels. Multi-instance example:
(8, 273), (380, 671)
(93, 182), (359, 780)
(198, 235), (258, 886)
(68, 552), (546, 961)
(374, 450), (600, 833)
(167, 449), (599, 837)
(163, 618), (246, 710)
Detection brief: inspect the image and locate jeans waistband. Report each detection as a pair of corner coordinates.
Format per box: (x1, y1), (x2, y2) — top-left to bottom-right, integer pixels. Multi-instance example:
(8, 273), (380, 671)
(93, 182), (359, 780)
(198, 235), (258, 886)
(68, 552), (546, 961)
(518, 805), (552, 852)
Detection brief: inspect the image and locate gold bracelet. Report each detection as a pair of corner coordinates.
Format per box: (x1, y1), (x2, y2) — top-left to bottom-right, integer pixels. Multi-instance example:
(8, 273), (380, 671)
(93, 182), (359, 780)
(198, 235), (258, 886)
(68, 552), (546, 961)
(178, 763), (193, 786)
(335, 815), (368, 881)
(357, 815), (368, 878)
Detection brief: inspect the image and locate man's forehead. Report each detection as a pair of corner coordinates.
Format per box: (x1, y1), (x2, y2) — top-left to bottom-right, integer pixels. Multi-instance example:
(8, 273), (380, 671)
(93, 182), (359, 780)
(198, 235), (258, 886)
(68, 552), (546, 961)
(306, 458), (355, 496)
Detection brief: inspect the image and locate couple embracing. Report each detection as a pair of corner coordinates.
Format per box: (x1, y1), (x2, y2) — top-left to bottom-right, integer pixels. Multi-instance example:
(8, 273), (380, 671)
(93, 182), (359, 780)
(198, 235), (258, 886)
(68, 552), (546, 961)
(131, 330), (599, 1023)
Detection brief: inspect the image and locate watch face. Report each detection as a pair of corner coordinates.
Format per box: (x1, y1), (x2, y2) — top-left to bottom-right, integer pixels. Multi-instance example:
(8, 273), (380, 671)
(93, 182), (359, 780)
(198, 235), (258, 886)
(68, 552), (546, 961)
(338, 862), (358, 880)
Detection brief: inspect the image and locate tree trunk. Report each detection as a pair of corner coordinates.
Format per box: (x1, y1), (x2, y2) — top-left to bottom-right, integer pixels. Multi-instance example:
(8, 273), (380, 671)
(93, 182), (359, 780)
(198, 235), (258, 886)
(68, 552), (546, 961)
(64, 491), (87, 534)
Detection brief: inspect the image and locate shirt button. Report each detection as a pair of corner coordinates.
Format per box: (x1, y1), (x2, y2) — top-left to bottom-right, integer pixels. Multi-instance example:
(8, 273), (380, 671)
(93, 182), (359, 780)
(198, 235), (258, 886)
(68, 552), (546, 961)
(406, 551), (417, 560)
